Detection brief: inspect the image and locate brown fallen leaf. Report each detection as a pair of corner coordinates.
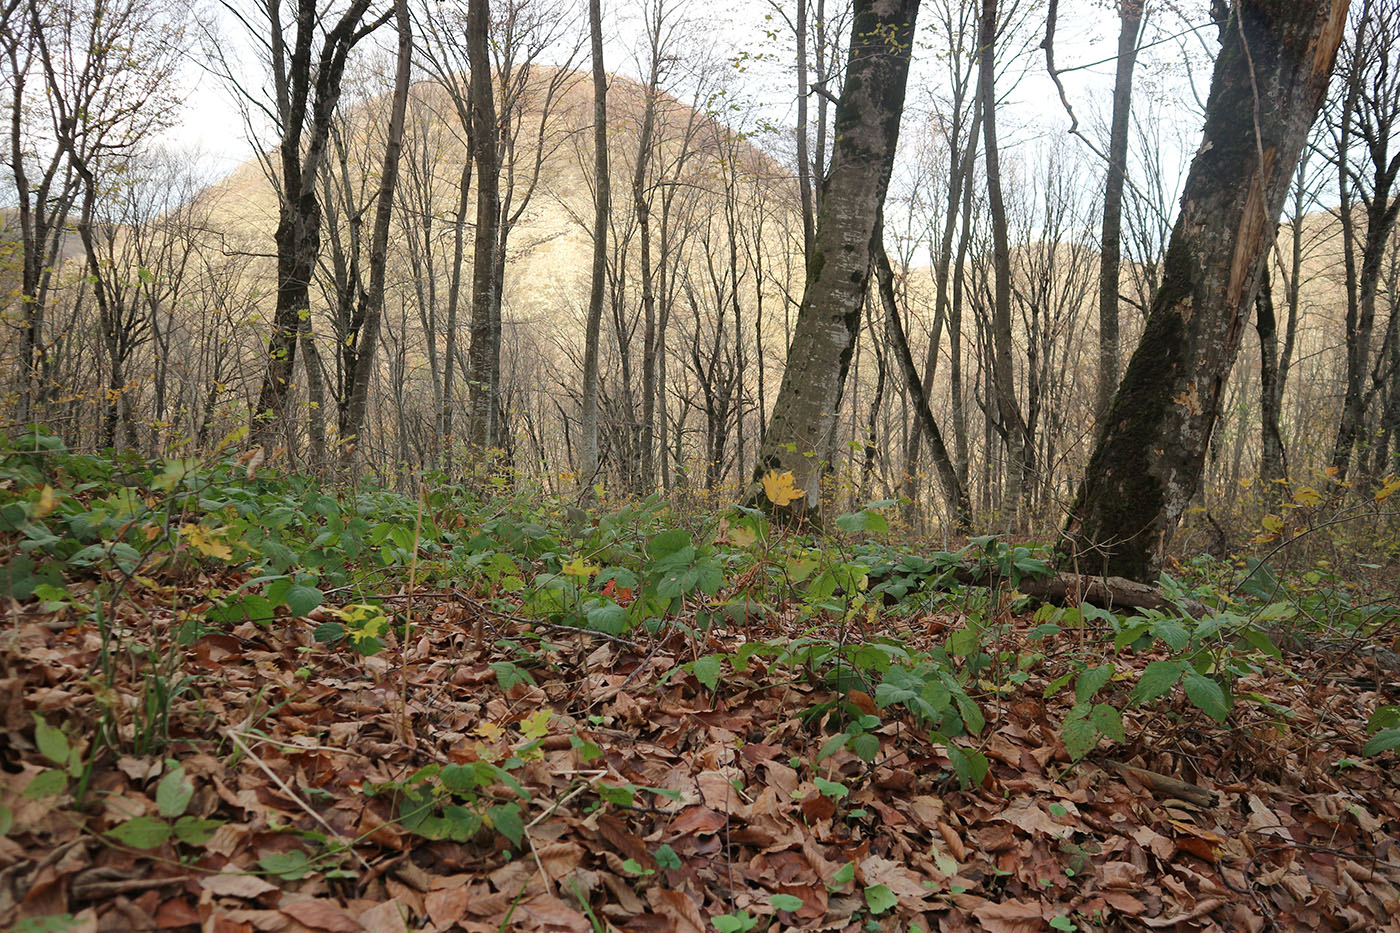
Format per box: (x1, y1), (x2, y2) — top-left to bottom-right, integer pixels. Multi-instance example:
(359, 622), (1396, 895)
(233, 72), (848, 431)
(200, 871), (279, 900)
(648, 888), (706, 933)
(279, 898), (360, 932)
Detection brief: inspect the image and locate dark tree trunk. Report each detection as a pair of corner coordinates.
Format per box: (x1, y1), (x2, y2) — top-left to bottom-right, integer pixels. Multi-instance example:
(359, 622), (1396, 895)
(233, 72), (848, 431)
(979, 0), (1032, 516)
(1096, 0), (1143, 424)
(580, 0), (610, 489)
(1255, 270), (1288, 501)
(747, 0), (920, 519)
(341, 0), (411, 461)
(874, 221), (972, 529)
(252, 0), (386, 445)
(465, 0), (502, 451)
(1062, 0), (1348, 582)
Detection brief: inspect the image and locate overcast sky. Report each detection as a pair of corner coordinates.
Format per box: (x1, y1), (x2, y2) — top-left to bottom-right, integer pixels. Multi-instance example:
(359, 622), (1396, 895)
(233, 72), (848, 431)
(161, 0), (1219, 216)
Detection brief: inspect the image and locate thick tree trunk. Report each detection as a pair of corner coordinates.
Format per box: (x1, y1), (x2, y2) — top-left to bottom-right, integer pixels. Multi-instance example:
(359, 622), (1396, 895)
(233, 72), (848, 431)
(1063, 0), (1348, 582)
(795, 0), (814, 260)
(1096, 0), (1143, 425)
(747, 0), (920, 520)
(465, 0), (502, 452)
(579, 0), (610, 491)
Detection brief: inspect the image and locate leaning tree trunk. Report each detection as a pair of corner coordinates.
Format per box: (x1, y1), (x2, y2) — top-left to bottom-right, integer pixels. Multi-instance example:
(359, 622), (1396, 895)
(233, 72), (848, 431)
(1062, 0), (1348, 582)
(746, 0), (920, 520)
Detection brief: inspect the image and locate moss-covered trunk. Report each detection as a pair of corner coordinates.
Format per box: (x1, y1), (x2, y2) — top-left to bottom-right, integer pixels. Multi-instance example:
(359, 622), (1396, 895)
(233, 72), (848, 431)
(1062, 0), (1348, 582)
(746, 0), (920, 520)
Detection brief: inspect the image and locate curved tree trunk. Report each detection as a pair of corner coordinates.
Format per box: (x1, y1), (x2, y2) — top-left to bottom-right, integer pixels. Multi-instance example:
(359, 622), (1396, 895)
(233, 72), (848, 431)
(1063, 0), (1348, 582)
(746, 0), (920, 521)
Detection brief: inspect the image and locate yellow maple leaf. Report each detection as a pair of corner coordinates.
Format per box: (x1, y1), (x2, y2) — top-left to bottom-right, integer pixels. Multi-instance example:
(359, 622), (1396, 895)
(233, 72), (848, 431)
(762, 470), (803, 507)
(181, 523), (233, 561)
(562, 557), (598, 577)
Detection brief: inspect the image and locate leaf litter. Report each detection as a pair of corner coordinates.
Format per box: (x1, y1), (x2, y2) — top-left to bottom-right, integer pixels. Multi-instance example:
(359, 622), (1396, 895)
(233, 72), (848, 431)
(2, 580), (1400, 932)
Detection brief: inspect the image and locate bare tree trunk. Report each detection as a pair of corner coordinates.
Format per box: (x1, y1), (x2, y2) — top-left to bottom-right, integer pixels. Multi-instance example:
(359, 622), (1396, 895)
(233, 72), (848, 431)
(465, 0), (502, 451)
(979, 0), (1031, 517)
(579, 0), (610, 492)
(1063, 0), (1348, 581)
(340, 0), (411, 460)
(1096, 0), (1144, 424)
(795, 0), (814, 259)
(442, 161), (471, 467)
(875, 220), (971, 529)
(1255, 269), (1287, 503)
(747, 0), (920, 519)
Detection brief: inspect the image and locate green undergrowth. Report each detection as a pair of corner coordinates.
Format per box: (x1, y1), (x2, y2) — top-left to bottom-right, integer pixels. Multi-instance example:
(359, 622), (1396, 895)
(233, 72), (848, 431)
(2, 429), (1399, 862)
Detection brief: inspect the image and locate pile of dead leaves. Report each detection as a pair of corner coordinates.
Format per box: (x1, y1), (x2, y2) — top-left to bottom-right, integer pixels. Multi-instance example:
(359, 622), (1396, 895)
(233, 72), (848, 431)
(2, 586), (1400, 932)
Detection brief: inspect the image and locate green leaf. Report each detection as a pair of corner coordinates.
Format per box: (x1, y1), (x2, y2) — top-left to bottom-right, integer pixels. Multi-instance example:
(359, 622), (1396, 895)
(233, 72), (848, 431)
(283, 584), (322, 617)
(0, 805), (12, 836)
(156, 764), (194, 818)
(596, 782), (636, 807)
(488, 803), (524, 847)
(491, 661), (535, 691)
(654, 844), (682, 870)
(569, 734), (603, 762)
(172, 816), (224, 846)
(259, 849), (311, 880)
(1150, 619), (1190, 652)
(1368, 706), (1400, 733)
(621, 858), (653, 876)
(108, 816), (172, 850)
(1131, 660), (1186, 706)
(946, 744), (988, 789)
(32, 715), (69, 766)
(770, 893), (804, 912)
(849, 732), (880, 764)
(863, 883), (897, 914)
(1362, 728), (1400, 757)
(945, 627), (980, 657)
(22, 769), (66, 798)
(585, 601), (627, 635)
(691, 655), (722, 691)
(814, 777), (848, 799)
(711, 912), (757, 933)
(1241, 627), (1283, 660)
(1182, 670), (1230, 723)
(1049, 916), (1076, 931)
(1089, 703), (1125, 743)
(1075, 665), (1114, 703)
(832, 861), (855, 885)
(1061, 717), (1099, 761)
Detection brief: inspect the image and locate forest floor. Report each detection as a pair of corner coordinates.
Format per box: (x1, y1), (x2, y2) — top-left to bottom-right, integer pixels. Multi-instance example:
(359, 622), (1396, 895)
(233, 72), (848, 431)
(2, 446), (1400, 932)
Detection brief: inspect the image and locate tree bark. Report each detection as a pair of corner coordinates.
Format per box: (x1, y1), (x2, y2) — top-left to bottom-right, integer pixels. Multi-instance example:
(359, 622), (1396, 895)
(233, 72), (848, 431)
(747, 0), (920, 520)
(1255, 269), (1288, 501)
(1063, 0), (1349, 582)
(874, 221), (972, 530)
(341, 0), (411, 461)
(1096, 0), (1143, 425)
(979, 0), (1032, 517)
(465, 0), (502, 451)
(579, 0), (610, 492)
(251, 0), (387, 444)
